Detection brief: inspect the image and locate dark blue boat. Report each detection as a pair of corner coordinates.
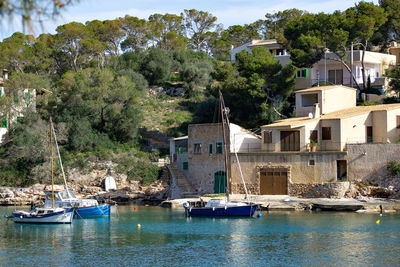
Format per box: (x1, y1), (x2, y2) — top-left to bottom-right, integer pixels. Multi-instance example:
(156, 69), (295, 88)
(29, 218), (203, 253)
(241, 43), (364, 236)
(184, 200), (258, 217)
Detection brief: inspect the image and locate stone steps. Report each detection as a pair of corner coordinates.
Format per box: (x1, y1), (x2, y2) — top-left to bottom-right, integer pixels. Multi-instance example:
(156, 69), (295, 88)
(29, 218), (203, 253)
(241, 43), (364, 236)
(167, 164), (198, 197)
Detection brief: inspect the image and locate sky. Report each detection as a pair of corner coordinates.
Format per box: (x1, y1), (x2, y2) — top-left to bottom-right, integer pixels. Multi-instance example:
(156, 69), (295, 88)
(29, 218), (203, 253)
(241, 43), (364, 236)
(0, 0), (380, 40)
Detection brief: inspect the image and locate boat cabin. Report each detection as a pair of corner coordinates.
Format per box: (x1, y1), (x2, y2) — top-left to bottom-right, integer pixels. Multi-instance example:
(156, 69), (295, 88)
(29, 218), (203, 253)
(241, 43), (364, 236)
(44, 189), (98, 208)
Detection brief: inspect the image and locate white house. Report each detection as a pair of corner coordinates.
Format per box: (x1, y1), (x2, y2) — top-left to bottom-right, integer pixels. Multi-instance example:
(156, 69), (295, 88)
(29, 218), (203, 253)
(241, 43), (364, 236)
(231, 40), (397, 92)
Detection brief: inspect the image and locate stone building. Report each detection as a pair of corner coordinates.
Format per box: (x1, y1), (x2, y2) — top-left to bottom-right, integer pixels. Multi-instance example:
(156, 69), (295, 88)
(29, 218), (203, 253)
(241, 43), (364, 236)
(169, 123), (261, 195)
(169, 85), (400, 197)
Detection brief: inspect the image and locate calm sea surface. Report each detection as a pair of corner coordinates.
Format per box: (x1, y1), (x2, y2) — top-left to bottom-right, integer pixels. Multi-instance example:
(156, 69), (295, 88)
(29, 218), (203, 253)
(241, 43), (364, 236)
(0, 205), (399, 266)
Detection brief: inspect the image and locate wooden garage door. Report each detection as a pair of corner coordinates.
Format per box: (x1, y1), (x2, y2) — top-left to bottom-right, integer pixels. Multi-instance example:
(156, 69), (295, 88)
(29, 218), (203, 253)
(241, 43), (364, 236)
(260, 168), (288, 195)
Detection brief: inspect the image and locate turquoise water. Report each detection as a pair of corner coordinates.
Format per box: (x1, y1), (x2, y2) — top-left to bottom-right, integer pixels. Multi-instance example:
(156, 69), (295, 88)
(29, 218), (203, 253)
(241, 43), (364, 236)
(1, 205), (399, 266)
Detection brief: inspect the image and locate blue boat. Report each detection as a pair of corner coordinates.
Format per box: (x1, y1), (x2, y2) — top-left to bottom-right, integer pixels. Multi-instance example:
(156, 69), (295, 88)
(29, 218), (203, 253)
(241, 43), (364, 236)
(72, 203), (110, 218)
(184, 199), (258, 217)
(44, 189), (111, 218)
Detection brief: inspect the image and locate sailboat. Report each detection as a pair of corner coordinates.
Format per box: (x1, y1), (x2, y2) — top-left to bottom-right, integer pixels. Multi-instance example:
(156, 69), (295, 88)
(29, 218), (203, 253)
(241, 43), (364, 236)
(41, 118), (110, 218)
(13, 119), (74, 224)
(183, 92), (258, 217)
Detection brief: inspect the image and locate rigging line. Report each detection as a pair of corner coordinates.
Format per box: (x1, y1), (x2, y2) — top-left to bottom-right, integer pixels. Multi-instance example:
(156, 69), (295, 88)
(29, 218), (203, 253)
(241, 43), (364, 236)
(50, 118), (73, 203)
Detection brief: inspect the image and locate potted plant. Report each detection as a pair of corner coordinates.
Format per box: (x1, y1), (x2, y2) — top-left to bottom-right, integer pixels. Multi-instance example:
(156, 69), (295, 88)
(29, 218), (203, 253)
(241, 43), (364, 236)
(309, 140), (318, 152)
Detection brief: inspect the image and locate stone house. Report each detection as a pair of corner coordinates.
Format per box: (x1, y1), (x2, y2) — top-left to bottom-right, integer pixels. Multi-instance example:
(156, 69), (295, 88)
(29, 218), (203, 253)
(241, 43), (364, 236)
(169, 85), (400, 197)
(231, 40), (396, 92)
(0, 69), (36, 144)
(169, 123), (261, 195)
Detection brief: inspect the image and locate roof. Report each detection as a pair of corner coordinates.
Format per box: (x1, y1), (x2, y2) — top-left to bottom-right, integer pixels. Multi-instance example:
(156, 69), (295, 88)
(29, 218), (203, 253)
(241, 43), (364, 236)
(170, 136), (188, 141)
(322, 103), (400, 120)
(261, 117), (319, 128)
(247, 39), (281, 47)
(261, 103), (400, 128)
(230, 123), (261, 139)
(295, 85), (356, 94)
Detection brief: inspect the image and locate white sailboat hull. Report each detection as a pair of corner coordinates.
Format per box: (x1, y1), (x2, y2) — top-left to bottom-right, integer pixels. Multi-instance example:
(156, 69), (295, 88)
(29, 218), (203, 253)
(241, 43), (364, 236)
(13, 209), (73, 224)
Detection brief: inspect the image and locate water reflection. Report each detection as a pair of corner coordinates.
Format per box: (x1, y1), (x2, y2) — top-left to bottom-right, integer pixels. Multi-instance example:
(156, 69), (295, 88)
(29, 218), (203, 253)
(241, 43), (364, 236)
(1, 206), (400, 266)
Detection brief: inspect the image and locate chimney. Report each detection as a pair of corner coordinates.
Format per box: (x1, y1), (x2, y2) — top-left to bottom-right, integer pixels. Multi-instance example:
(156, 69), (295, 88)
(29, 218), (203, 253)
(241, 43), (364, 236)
(313, 103), (320, 119)
(3, 69), (8, 81)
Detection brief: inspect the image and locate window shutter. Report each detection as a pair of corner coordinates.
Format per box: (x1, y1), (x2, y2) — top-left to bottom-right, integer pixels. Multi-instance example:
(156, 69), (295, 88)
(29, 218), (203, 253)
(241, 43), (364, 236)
(305, 69), (309, 78)
(1, 117), (7, 128)
(13, 92), (18, 103)
(183, 162), (188, 170)
(24, 91), (30, 104)
(209, 143), (213, 154)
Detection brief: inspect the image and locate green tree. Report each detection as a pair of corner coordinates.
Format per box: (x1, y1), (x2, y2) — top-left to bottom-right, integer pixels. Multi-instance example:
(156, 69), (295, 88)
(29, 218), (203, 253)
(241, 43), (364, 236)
(121, 15), (149, 51)
(181, 9), (218, 51)
(209, 47), (296, 128)
(0, 32), (35, 73)
(148, 13), (186, 50)
(386, 66), (400, 97)
(54, 22), (91, 71)
(140, 48), (173, 85)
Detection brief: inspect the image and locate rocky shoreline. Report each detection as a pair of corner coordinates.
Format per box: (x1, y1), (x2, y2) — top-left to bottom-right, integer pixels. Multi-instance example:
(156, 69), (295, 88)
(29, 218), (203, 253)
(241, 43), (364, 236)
(0, 166), (170, 206)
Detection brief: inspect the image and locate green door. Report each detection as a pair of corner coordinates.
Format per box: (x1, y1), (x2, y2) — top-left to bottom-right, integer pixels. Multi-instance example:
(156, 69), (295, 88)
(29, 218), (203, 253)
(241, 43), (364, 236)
(214, 171), (226, 193)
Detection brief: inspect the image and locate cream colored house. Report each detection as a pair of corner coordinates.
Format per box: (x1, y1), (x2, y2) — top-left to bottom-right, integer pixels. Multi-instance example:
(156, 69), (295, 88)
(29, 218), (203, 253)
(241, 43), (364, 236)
(231, 40), (396, 91)
(261, 85), (400, 153)
(0, 69), (36, 144)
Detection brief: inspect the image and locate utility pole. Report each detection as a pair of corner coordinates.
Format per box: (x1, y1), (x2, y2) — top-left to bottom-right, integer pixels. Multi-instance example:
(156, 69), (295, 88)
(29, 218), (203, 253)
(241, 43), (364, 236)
(350, 42), (353, 88)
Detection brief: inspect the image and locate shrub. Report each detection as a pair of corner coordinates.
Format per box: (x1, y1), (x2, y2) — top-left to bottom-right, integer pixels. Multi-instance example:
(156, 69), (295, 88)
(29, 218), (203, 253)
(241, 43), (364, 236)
(387, 160), (400, 176)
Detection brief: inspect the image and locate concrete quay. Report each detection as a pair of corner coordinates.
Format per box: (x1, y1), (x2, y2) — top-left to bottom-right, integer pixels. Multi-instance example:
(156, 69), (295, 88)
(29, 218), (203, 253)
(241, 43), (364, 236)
(161, 194), (400, 213)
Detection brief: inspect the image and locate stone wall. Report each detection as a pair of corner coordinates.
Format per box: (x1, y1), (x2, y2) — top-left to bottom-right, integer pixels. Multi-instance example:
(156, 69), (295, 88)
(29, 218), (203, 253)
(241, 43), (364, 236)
(289, 182), (350, 198)
(347, 144), (400, 182)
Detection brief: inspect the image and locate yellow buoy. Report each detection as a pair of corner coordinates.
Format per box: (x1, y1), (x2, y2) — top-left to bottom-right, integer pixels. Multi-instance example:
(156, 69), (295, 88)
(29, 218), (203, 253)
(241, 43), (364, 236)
(376, 220), (380, 225)
(137, 224), (141, 228)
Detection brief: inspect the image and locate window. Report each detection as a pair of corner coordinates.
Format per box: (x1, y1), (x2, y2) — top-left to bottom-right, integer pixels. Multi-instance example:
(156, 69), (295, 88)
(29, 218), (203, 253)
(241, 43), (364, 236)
(296, 69), (308, 78)
(310, 130), (318, 143)
(24, 91), (30, 104)
(17, 117), (22, 124)
(397, 116), (400, 129)
(322, 127), (331, 140)
(308, 159), (315, 166)
(216, 141), (223, 154)
(263, 131), (272, 144)
(183, 162), (188, 170)
(1, 117), (6, 128)
(209, 143), (213, 155)
(193, 143), (202, 154)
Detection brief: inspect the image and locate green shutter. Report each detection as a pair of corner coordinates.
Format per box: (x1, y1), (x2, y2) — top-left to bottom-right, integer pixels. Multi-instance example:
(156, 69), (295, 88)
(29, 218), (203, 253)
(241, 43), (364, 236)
(209, 143), (213, 154)
(13, 92), (18, 103)
(183, 162), (188, 170)
(0, 89), (2, 97)
(24, 91), (30, 104)
(1, 117), (7, 128)
(17, 117), (21, 123)
(305, 69), (309, 78)
(216, 142), (223, 154)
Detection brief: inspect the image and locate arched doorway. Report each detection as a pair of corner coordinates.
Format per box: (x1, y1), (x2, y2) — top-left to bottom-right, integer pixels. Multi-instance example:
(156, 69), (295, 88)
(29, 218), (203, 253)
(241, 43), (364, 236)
(214, 171), (226, 193)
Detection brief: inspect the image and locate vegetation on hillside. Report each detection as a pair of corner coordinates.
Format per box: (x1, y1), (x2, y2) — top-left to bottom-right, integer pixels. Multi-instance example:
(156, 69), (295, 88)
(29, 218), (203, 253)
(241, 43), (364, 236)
(0, 2), (399, 186)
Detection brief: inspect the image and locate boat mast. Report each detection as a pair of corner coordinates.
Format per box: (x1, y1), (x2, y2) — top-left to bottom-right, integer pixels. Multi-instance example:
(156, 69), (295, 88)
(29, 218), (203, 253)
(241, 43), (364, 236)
(219, 92), (230, 201)
(50, 118), (71, 199)
(50, 119), (55, 208)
